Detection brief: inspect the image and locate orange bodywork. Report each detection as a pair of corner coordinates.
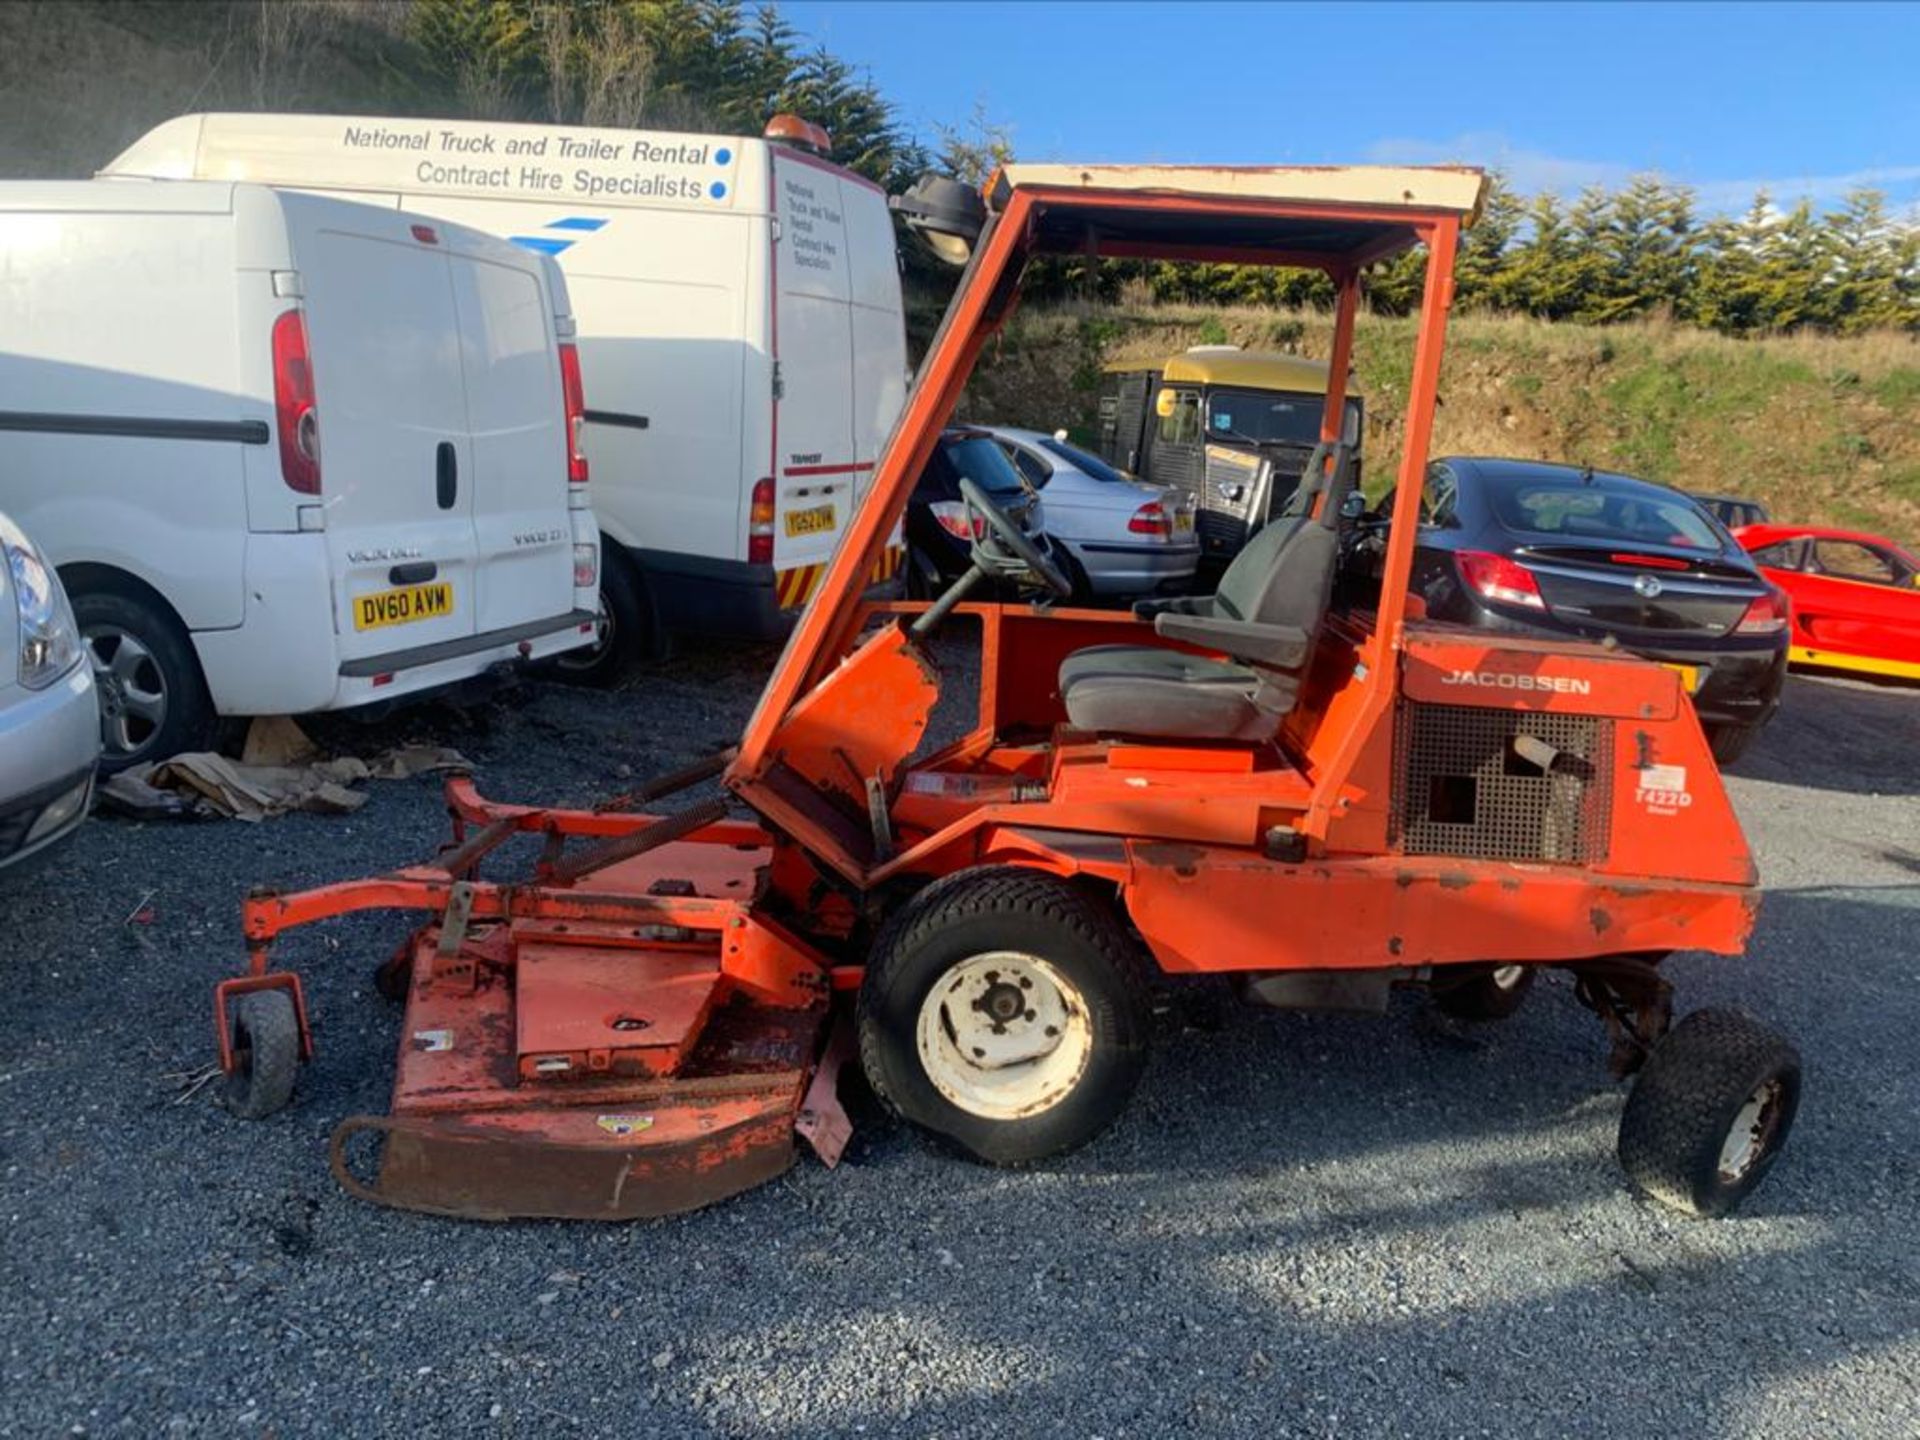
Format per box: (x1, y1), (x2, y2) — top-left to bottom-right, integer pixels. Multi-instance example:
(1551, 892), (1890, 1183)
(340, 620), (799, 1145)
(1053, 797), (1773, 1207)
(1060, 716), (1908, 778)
(217, 161), (1761, 1220)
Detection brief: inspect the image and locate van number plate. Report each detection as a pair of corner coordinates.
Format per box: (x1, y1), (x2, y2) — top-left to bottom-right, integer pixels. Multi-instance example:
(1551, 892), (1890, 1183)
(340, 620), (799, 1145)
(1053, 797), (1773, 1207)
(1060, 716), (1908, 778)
(354, 582), (454, 631)
(785, 504), (836, 537)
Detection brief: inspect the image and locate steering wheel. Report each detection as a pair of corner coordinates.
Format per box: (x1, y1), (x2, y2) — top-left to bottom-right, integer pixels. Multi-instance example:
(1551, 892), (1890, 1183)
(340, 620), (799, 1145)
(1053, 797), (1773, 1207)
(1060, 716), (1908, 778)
(958, 477), (1073, 598)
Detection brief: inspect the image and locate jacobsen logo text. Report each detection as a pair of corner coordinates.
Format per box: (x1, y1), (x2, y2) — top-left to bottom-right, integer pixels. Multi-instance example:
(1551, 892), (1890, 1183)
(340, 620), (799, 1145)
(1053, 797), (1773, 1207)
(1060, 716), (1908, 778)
(1438, 670), (1593, 695)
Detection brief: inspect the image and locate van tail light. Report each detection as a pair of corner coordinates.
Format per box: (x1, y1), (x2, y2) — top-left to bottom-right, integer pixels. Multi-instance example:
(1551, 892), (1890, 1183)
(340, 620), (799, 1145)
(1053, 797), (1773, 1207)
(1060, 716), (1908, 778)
(271, 309), (320, 495)
(558, 342), (589, 485)
(748, 477), (777, 564)
(1457, 549), (1545, 610)
(929, 501), (985, 541)
(1733, 588), (1789, 635)
(1128, 501), (1172, 536)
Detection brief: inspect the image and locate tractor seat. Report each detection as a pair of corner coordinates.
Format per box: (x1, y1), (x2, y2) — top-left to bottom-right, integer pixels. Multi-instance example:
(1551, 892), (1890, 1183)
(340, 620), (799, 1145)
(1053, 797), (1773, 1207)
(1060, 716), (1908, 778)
(1058, 444), (1356, 742)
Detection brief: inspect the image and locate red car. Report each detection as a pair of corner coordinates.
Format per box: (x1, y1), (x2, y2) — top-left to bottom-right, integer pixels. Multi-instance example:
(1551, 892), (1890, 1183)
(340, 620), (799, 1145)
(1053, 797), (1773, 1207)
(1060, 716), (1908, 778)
(1733, 524), (1920, 681)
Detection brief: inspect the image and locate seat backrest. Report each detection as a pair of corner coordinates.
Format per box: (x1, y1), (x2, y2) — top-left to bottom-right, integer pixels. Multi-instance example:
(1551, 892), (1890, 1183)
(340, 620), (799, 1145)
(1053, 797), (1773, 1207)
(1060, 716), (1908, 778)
(1213, 443), (1354, 639)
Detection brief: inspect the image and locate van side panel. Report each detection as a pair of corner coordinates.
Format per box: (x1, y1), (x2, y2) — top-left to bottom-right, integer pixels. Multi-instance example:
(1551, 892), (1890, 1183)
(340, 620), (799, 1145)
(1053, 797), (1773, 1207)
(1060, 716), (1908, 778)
(0, 204), (250, 629)
(842, 177), (909, 494)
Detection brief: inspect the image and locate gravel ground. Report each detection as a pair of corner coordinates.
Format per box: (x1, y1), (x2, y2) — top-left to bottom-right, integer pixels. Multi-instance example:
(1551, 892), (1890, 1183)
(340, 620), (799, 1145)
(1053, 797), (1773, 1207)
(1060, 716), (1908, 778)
(2, 658), (1917, 1439)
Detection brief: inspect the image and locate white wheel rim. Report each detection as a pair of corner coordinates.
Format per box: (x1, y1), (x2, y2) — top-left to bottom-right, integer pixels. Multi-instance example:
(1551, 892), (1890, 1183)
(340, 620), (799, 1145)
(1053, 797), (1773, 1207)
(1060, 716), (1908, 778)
(1717, 1078), (1784, 1182)
(915, 951), (1093, 1120)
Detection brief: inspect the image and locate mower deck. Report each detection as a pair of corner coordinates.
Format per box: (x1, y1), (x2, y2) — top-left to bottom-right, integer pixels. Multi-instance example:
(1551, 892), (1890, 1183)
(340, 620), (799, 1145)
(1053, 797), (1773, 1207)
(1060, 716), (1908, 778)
(228, 778), (841, 1221)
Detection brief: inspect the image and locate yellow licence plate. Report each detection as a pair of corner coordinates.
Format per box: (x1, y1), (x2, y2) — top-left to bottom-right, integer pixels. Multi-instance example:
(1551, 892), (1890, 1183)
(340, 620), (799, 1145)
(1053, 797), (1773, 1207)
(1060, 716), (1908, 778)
(1174, 510), (1194, 532)
(1663, 662), (1702, 694)
(785, 504), (836, 538)
(353, 582), (454, 632)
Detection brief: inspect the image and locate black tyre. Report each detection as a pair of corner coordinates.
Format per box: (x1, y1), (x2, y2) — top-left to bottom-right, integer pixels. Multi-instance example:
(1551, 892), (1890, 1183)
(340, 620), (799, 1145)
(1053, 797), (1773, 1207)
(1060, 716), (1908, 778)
(71, 587), (216, 772)
(547, 544), (652, 687)
(1618, 1009), (1800, 1218)
(223, 990), (301, 1120)
(1058, 547), (1096, 605)
(1705, 723), (1758, 766)
(858, 867), (1151, 1166)
(1432, 963), (1535, 1021)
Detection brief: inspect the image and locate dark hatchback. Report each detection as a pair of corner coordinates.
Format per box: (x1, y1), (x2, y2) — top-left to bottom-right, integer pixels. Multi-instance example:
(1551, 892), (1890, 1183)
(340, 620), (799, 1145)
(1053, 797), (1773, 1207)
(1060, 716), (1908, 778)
(1376, 457), (1789, 762)
(905, 428), (1052, 597)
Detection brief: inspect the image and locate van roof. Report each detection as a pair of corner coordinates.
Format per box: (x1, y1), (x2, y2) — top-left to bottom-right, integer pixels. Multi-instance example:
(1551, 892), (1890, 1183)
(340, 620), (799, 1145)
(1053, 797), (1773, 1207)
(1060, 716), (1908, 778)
(1104, 348), (1334, 393)
(103, 112), (872, 216)
(0, 178), (241, 214)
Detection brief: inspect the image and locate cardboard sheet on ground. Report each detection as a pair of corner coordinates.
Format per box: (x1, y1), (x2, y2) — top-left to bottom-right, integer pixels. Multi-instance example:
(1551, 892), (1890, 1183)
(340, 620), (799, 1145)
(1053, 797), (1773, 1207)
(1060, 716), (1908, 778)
(98, 718), (470, 822)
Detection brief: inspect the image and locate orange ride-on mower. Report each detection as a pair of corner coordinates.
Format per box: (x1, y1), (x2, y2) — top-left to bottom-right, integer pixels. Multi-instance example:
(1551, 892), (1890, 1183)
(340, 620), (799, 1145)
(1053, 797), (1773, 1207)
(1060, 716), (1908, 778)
(215, 163), (1800, 1222)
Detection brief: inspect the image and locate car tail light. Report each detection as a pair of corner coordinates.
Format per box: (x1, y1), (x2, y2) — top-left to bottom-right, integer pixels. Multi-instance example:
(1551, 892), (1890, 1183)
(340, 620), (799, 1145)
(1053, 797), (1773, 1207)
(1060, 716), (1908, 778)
(1128, 501), (1172, 536)
(1733, 588), (1789, 635)
(1457, 549), (1545, 609)
(1608, 552), (1691, 570)
(748, 477), (777, 564)
(573, 542), (597, 588)
(558, 342), (588, 485)
(928, 501), (984, 541)
(271, 309), (320, 495)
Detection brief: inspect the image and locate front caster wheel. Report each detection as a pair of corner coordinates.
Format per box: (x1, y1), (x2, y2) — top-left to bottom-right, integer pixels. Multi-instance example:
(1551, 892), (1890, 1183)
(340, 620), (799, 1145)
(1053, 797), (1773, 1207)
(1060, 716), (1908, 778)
(858, 868), (1150, 1166)
(1432, 963), (1535, 1021)
(223, 990), (301, 1120)
(1618, 1009), (1800, 1218)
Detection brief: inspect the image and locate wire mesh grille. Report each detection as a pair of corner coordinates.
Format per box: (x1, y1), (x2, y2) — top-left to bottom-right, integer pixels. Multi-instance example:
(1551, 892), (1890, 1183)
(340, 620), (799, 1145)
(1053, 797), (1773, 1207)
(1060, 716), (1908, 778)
(1393, 702), (1612, 862)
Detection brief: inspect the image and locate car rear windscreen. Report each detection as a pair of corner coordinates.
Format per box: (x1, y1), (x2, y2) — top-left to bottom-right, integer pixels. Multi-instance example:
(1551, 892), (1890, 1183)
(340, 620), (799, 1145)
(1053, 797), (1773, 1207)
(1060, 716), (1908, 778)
(1491, 476), (1724, 553)
(1038, 437), (1132, 484)
(920, 435), (1030, 499)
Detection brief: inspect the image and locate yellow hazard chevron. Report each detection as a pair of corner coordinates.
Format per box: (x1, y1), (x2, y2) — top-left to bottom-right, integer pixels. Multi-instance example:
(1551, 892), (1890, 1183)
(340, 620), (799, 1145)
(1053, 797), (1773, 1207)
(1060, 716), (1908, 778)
(776, 545), (905, 611)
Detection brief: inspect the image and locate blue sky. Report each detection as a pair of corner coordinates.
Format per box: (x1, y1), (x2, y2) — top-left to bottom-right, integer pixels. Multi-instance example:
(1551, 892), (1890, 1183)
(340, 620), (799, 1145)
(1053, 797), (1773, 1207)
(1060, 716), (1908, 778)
(783, 1), (1920, 214)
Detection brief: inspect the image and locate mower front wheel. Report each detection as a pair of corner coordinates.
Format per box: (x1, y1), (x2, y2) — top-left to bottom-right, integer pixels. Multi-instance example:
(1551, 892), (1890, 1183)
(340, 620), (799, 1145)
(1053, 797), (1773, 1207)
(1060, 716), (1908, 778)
(223, 990), (300, 1120)
(858, 868), (1150, 1166)
(1617, 1009), (1801, 1217)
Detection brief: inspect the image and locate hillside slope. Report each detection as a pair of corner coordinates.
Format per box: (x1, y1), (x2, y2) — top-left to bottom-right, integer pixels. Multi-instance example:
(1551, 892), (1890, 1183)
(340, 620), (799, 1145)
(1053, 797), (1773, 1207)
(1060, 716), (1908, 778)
(959, 303), (1920, 537)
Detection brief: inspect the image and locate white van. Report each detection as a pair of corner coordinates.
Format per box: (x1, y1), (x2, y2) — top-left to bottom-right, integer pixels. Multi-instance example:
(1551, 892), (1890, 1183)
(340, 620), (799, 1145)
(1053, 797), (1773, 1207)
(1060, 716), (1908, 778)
(0, 181), (598, 768)
(105, 112), (911, 677)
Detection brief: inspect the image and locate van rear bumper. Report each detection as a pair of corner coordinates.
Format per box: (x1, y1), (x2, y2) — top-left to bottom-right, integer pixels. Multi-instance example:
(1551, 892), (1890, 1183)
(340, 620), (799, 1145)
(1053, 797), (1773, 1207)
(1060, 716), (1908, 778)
(636, 550), (902, 642)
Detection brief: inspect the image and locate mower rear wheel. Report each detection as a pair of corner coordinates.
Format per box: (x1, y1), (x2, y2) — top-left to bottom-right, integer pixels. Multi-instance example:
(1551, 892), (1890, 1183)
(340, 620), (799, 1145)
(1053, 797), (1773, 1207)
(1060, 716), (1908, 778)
(223, 990), (300, 1120)
(858, 867), (1149, 1166)
(1432, 963), (1535, 1021)
(1618, 1009), (1801, 1218)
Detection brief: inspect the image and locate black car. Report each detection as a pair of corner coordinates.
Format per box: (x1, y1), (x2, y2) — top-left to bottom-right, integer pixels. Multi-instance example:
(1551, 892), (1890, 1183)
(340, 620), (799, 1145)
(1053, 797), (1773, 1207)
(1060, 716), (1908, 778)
(905, 428), (1052, 597)
(1374, 457), (1789, 763)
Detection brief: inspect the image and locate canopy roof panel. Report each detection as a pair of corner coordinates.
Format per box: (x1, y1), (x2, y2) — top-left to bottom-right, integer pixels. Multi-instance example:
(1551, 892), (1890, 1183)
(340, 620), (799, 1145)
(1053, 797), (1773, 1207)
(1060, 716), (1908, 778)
(988, 163), (1486, 268)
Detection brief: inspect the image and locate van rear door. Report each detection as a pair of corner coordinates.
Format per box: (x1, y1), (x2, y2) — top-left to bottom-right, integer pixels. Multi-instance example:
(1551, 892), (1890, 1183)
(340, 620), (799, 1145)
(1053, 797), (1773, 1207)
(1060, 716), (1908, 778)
(287, 200), (478, 663)
(772, 155), (856, 588)
(445, 240), (575, 634)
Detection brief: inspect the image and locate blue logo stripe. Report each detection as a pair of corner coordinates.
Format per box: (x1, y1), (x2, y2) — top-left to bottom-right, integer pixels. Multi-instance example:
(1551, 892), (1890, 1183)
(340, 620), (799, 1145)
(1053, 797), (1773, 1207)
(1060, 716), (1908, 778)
(545, 217), (608, 232)
(510, 236), (574, 256)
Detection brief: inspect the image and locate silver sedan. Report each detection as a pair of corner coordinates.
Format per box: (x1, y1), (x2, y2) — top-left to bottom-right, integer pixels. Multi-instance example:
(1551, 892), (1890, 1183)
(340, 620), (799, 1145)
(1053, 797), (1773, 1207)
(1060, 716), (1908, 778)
(983, 427), (1200, 601)
(0, 511), (97, 874)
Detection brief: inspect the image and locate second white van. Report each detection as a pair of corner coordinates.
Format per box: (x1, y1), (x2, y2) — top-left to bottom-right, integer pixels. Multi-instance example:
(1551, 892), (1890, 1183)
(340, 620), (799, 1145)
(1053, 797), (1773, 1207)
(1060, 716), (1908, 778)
(105, 112), (910, 679)
(0, 181), (599, 768)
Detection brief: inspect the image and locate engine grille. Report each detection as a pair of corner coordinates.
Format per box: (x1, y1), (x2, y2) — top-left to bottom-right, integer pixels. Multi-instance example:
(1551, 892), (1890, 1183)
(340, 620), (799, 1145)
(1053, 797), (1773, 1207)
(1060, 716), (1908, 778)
(1393, 702), (1612, 863)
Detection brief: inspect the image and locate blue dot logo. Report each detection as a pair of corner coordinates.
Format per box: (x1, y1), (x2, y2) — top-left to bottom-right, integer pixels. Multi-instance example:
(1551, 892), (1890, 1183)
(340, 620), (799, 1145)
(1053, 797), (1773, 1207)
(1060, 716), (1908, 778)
(714, 147), (733, 166)
(709, 181), (728, 200)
